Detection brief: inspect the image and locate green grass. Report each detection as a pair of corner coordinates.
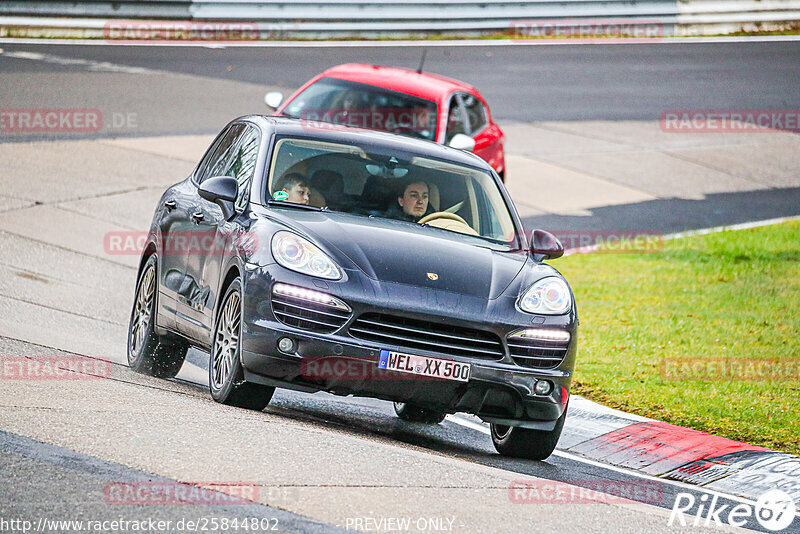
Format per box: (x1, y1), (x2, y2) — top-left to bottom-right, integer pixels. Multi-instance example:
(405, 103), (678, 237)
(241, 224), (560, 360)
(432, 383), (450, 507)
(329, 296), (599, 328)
(551, 221), (800, 455)
(711, 27), (800, 37)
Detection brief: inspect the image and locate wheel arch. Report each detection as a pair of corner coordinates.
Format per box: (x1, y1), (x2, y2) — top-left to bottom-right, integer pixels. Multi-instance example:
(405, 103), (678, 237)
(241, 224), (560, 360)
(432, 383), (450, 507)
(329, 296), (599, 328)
(216, 263), (242, 319)
(137, 242), (159, 279)
(212, 263), (245, 370)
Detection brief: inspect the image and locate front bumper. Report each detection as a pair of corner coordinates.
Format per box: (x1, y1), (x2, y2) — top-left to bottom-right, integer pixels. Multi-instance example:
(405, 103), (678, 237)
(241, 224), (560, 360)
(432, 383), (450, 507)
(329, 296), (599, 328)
(240, 264), (577, 425)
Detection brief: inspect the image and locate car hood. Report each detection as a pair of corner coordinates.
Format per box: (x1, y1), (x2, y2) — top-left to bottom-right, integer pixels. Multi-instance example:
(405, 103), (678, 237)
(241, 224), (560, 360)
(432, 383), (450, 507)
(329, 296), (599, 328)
(256, 209), (527, 300)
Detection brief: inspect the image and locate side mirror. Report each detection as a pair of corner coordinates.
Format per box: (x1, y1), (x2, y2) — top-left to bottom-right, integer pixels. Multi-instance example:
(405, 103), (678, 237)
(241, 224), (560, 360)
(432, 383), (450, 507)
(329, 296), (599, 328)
(530, 229), (564, 261)
(199, 176), (238, 220)
(264, 91), (284, 110)
(448, 133), (476, 152)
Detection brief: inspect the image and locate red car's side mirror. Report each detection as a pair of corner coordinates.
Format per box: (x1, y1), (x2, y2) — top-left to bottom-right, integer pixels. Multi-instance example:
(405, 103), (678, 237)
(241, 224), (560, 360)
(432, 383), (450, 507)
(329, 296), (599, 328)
(530, 229), (564, 260)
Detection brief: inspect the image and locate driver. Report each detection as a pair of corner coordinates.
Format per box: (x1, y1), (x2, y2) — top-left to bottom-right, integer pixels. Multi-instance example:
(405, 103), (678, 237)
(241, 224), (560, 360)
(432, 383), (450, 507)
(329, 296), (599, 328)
(384, 180), (430, 223)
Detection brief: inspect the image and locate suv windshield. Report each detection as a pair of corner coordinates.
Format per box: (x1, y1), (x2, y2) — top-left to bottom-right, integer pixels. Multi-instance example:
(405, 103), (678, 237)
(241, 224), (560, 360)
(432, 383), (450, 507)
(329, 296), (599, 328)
(266, 137), (519, 248)
(281, 78), (438, 142)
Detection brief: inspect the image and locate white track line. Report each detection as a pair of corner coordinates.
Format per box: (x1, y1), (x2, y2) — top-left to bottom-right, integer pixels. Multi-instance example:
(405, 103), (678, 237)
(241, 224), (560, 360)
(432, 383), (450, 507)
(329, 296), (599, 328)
(1, 49), (158, 74)
(565, 215), (800, 256)
(1, 36), (800, 48)
(664, 214), (800, 240)
(445, 414), (760, 507)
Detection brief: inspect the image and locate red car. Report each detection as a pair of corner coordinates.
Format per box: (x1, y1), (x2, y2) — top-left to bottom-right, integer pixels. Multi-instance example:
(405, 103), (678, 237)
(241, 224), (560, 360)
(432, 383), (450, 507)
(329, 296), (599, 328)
(265, 63), (506, 180)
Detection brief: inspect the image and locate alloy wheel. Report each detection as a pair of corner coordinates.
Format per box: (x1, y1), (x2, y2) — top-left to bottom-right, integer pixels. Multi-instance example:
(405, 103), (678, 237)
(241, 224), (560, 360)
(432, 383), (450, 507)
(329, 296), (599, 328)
(211, 289), (241, 389)
(130, 264), (155, 356)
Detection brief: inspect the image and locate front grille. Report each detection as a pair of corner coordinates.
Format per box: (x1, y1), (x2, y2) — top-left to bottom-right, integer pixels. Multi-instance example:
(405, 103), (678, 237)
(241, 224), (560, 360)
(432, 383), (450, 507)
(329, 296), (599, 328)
(271, 294), (351, 333)
(508, 339), (568, 369)
(349, 312), (504, 360)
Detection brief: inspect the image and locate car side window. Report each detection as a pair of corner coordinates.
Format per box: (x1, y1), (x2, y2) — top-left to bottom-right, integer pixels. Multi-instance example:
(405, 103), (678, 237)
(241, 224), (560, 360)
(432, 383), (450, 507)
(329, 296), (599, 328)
(205, 124), (246, 180)
(462, 94), (487, 135)
(445, 95), (467, 144)
(196, 124), (245, 184)
(193, 130), (227, 184)
(195, 123), (259, 212)
(229, 126), (260, 212)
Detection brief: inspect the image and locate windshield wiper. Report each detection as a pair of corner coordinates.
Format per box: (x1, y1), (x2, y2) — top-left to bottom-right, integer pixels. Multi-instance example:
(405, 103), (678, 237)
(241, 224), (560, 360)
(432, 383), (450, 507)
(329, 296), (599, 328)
(266, 199), (325, 211)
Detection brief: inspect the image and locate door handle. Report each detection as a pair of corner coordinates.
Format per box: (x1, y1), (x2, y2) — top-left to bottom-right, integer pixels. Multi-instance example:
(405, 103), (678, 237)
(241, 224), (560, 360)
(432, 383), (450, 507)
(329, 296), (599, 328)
(164, 199), (177, 210)
(191, 211), (204, 222)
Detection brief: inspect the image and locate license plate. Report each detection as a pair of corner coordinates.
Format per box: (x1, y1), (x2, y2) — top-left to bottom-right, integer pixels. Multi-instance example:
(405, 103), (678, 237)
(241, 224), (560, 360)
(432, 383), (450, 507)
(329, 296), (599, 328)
(378, 350), (471, 382)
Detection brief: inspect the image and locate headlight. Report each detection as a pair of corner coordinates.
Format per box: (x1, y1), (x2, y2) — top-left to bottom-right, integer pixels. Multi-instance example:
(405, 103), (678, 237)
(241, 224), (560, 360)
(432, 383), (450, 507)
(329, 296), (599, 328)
(271, 231), (342, 280)
(518, 277), (571, 315)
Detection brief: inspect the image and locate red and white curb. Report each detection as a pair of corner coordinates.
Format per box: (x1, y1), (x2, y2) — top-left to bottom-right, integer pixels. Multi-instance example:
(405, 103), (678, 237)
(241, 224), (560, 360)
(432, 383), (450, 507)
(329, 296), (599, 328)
(565, 397), (799, 503)
(450, 395), (799, 504)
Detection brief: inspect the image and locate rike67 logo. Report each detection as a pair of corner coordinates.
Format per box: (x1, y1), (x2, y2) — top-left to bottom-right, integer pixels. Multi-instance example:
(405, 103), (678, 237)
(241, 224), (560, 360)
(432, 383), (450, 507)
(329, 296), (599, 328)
(669, 489), (796, 531)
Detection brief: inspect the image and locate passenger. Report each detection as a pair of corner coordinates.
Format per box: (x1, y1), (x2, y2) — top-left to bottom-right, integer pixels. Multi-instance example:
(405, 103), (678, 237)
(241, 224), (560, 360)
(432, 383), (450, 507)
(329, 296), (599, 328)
(384, 180), (430, 223)
(274, 173), (310, 205)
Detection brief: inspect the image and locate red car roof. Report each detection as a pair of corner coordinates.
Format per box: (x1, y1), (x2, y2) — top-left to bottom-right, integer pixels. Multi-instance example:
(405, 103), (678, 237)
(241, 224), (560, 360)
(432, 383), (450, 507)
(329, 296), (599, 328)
(318, 63), (477, 102)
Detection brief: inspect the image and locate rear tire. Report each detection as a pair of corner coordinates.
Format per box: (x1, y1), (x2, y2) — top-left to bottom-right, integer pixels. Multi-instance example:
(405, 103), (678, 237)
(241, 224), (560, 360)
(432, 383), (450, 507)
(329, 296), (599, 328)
(394, 402), (446, 424)
(490, 405), (567, 460)
(127, 255), (188, 378)
(209, 278), (275, 411)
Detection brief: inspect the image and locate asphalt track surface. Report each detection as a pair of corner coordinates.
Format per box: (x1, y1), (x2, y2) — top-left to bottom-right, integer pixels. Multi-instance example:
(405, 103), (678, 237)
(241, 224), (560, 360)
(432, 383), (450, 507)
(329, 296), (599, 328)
(2, 40), (800, 235)
(1, 41), (799, 533)
(2, 41), (800, 126)
(0, 339), (774, 533)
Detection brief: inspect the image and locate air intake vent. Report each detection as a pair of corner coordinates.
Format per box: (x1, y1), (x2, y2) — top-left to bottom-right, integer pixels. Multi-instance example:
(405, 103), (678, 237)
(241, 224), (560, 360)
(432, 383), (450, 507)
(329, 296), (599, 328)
(349, 313), (504, 360)
(507, 339), (568, 369)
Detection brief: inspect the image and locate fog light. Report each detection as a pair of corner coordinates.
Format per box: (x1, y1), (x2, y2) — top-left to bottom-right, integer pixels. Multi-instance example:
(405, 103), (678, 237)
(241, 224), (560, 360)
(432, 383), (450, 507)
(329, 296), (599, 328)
(534, 380), (553, 396)
(278, 337), (295, 354)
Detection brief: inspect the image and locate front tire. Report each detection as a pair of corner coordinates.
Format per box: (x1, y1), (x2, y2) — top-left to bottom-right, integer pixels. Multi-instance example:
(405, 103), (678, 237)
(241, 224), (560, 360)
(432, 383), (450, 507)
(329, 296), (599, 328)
(490, 405), (567, 460)
(209, 278), (275, 411)
(394, 402), (446, 424)
(127, 255), (188, 378)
